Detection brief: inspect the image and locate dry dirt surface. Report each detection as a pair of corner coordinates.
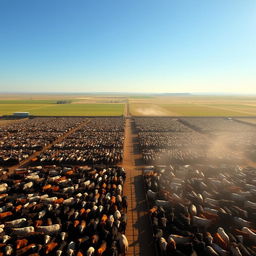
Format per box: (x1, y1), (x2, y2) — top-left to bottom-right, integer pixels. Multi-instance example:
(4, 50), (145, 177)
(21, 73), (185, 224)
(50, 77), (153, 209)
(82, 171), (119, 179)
(121, 118), (155, 256)
(131, 103), (175, 116)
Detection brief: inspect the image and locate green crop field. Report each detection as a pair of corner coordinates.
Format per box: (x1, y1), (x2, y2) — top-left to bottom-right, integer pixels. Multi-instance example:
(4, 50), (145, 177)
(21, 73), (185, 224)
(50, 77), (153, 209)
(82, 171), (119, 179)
(0, 103), (124, 116)
(1, 94), (256, 117)
(0, 100), (58, 104)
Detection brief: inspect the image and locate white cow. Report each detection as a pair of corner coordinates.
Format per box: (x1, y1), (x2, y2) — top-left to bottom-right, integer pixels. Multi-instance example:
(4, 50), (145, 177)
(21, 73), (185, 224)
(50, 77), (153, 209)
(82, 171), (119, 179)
(5, 218), (27, 228)
(12, 226), (34, 235)
(118, 234), (128, 255)
(87, 247), (95, 256)
(36, 224), (61, 234)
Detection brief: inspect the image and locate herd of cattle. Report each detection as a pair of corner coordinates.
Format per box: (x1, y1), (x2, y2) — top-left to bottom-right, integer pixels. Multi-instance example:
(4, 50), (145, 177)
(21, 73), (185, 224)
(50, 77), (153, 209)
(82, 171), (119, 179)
(0, 117), (125, 167)
(1, 116), (256, 256)
(38, 118), (124, 165)
(180, 118), (256, 162)
(136, 117), (256, 255)
(0, 118), (84, 166)
(144, 165), (256, 256)
(135, 118), (254, 165)
(0, 117), (128, 255)
(0, 165), (128, 255)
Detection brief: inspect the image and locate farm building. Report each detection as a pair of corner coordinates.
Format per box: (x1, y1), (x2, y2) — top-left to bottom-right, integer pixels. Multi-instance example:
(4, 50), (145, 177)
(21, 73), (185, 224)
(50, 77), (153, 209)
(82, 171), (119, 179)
(13, 112), (30, 117)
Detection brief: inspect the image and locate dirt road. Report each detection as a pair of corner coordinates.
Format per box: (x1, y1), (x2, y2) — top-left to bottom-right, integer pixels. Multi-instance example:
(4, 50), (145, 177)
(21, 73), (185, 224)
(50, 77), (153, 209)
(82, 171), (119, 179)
(121, 118), (155, 256)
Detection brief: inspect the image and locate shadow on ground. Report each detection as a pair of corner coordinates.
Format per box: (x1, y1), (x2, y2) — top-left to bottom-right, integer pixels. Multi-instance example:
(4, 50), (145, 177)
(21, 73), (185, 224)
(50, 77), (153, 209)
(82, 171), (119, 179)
(133, 175), (155, 256)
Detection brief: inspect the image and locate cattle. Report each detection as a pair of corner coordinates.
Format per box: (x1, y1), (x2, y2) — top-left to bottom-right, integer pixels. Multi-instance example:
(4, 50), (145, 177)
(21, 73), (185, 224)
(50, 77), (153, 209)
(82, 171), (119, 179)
(0, 212), (13, 219)
(118, 234), (128, 255)
(12, 226), (35, 236)
(16, 239), (29, 249)
(212, 243), (229, 256)
(0, 165), (127, 256)
(144, 165), (256, 256)
(5, 218), (27, 228)
(230, 243), (243, 256)
(244, 200), (256, 209)
(147, 189), (157, 201)
(234, 217), (252, 228)
(189, 204), (197, 216)
(155, 200), (172, 208)
(86, 247), (95, 256)
(169, 235), (192, 245)
(16, 243), (37, 255)
(217, 227), (229, 245)
(0, 183), (8, 193)
(205, 245), (219, 256)
(45, 242), (58, 254)
(97, 240), (107, 255)
(242, 227), (256, 243)
(192, 216), (212, 229)
(56, 241), (67, 256)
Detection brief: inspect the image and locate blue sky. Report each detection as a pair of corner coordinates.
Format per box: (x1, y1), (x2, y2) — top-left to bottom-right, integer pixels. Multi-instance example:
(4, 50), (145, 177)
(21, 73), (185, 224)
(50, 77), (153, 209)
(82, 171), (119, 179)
(0, 0), (255, 93)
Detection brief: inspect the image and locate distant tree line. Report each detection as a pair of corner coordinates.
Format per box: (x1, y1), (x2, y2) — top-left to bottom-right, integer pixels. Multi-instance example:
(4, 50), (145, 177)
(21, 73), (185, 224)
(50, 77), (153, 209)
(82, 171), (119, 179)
(56, 100), (71, 104)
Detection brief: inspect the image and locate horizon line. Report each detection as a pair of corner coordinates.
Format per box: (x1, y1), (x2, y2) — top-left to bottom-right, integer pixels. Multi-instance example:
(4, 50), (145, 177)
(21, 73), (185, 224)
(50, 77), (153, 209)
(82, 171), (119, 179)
(0, 91), (256, 96)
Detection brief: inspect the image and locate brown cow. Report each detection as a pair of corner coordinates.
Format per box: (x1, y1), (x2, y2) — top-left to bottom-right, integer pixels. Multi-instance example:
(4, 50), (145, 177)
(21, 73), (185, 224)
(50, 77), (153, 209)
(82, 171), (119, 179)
(45, 242), (58, 254)
(0, 211), (12, 219)
(16, 239), (28, 249)
(97, 241), (107, 256)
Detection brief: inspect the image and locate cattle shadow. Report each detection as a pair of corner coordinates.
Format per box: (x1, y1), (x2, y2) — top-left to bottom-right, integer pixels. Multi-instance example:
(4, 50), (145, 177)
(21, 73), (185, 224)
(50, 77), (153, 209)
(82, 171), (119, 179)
(132, 140), (144, 166)
(132, 175), (155, 256)
(134, 158), (144, 167)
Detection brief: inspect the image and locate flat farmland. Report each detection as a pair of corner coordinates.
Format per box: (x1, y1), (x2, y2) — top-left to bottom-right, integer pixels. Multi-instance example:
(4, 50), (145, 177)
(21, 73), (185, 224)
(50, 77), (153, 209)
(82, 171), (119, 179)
(1, 95), (256, 116)
(130, 101), (256, 116)
(129, 95), (256, 116)
(0, 100), (58, 104)
(0, 103), (124, 116)
(236, 117), (256, 125)
(161, 104), (256, 116)
(130, 103), (256, 116)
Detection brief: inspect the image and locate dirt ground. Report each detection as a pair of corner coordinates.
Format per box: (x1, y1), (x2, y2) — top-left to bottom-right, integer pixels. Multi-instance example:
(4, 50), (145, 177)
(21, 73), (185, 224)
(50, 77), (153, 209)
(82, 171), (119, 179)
(130, 103), (175, 116)
(121, 118), (155, 256)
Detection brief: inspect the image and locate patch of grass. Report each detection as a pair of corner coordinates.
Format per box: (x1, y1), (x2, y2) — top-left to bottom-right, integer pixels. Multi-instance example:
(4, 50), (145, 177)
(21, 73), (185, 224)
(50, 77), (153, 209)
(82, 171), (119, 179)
(0, 100), (59, 104)
(0, 104), (52, 115)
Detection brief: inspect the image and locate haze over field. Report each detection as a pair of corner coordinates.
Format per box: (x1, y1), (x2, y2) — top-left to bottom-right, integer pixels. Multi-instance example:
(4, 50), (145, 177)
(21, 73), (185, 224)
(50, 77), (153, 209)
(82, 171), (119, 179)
(0, 0), (255, 94)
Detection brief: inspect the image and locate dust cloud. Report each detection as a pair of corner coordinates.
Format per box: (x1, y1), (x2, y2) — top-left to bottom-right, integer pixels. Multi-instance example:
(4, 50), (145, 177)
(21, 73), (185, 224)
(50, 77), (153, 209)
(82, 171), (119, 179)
(135, 105), (171, 116)
(206, 132), (253, 164)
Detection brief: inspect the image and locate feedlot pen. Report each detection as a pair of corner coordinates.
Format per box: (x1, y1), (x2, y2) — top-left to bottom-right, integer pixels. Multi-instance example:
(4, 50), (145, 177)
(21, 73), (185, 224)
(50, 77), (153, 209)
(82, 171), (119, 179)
(0, 116), (155, 256)
(2, 116), (256, 256)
